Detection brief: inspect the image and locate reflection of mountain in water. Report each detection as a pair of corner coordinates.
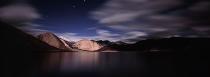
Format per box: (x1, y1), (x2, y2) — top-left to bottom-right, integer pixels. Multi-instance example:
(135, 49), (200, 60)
(43, 52), (100, 72)
(42, 52), (146, 73)
(61, 52), (99, 71)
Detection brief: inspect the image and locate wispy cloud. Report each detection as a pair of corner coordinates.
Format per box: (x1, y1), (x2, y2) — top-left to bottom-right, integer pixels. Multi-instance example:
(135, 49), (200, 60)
(96, 29), (120, 37)
(16, 23), (49, 36)
(0, 3), (41, 23)
(56, 29), (120, 42)
(57, 29), (147, 43)
(0, 2), (47, 35)
(91, 0), (210, 41)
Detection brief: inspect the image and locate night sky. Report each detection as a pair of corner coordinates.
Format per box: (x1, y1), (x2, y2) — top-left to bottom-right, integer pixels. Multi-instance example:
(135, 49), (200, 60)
(31, 0), (107, 35)
(1, 0), (210, 42)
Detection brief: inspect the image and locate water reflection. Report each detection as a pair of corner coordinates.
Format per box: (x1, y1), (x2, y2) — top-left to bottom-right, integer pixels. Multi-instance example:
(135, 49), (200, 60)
(43, 52), (99, 72)
(61, 52), (99, 71)
(43, 52), (146, 73)
(6, 51), (209, 77)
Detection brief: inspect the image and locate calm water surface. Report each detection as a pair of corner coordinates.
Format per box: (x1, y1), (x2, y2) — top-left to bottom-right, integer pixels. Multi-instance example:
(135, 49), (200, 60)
(6, 51), (209, 77)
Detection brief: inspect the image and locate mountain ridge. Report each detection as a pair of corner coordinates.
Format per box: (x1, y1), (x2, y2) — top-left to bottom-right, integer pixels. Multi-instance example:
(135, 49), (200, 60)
(0, 21), (64, 52)
(37, 32), (73, 51)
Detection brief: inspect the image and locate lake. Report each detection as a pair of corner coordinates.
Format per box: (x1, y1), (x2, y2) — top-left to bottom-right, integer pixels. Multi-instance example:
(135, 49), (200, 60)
(5, 51), (209, 77)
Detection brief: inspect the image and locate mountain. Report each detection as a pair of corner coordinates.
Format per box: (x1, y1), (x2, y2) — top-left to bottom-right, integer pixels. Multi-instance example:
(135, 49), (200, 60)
(37, 32), (73, 51)
(103, 37), (210, 53)
(37, 33), (104, 52)
(96, 40), (114, 46)
(0, 21), (62, 52)
(60, 38), (75, 48)
(73, 39), (102, 51)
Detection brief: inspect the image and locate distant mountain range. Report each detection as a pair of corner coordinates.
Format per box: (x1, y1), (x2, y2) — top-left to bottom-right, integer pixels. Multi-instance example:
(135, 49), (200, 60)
(37, 32), (210, 53)
(101, 37), (210, 53)
(1, 20), (210, 53)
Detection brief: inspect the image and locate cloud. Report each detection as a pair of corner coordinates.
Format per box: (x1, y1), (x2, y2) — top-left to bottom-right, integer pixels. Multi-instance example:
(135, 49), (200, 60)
(0, 1), (46, 35)
(57, 29), (148, 43)
(125, 31), (147, 38)
(96, 29), (120, 37)
(57, 29), (121, 42)
(0, 3), (41, 23)
(57, 33), (88, 42)
(16, 23), (50, 36)
(91, 0), (210, 41)
(98, 12), (140, 24)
